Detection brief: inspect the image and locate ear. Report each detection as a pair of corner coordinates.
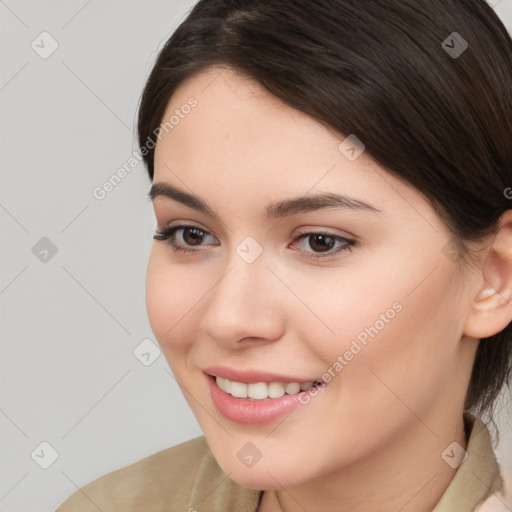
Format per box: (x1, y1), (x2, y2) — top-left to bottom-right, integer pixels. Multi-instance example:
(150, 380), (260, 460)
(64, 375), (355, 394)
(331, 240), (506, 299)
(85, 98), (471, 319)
(463, 209), (512, 339)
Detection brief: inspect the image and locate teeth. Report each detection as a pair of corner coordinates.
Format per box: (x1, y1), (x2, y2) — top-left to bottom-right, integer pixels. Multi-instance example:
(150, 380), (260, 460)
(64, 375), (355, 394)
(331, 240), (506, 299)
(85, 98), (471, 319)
(268, 382), (285, 398)
(230, 380), (248, 398)
(248, 382), (268, 399)
(285, 382), (300, 394)
(215, 376), (320, 400)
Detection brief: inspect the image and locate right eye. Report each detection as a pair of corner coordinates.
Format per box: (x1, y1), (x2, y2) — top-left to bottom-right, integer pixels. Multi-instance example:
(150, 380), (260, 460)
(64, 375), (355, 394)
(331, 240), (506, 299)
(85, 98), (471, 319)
(153, 224), (218, 254)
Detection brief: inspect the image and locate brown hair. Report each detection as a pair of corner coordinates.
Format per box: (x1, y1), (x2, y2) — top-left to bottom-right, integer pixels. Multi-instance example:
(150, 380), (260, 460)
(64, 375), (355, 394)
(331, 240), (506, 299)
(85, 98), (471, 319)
(137, 0), (512, 420)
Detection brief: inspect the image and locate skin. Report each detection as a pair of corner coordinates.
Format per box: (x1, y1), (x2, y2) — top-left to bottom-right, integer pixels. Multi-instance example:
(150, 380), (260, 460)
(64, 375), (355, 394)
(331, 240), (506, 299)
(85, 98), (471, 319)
(146, 66), (512, 512)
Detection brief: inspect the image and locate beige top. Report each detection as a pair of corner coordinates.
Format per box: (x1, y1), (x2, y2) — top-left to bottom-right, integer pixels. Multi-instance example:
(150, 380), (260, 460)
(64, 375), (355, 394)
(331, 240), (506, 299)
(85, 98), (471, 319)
(56, 413), (510, 512)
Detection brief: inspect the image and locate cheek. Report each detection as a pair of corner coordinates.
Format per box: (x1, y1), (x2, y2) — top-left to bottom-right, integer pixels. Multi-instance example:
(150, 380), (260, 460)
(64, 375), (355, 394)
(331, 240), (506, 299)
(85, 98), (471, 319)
(318, 261), (461, 426)
(286, 260), (409, 363)
(145, 249), (200, 354)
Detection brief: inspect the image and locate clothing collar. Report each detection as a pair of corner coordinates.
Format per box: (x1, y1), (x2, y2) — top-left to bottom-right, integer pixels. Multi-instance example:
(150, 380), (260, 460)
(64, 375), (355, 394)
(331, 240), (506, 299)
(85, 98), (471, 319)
(432, 413), (505, 511)
(189, 413), (505, 511)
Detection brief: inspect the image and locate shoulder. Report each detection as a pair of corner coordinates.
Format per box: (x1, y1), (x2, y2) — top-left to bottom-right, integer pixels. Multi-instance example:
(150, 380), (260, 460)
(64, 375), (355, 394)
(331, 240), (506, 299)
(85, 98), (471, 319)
(55, 436), (213, 512)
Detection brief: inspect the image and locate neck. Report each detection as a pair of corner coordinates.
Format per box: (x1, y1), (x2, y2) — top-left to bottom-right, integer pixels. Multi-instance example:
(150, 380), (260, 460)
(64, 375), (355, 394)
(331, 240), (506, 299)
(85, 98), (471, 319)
(259, 412), (468, 512)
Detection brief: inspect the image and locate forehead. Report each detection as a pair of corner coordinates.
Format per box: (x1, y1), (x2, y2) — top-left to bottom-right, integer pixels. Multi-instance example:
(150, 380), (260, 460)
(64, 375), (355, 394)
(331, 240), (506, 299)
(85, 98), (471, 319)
(152, 67), (436, 229)
(155, 67), (367, 184)
(157, 66), (346, 159)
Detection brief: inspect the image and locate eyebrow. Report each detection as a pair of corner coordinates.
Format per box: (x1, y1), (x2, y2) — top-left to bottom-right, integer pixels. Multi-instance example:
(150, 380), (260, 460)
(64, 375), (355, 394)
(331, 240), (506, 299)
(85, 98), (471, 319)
(148, 182), (381, 219)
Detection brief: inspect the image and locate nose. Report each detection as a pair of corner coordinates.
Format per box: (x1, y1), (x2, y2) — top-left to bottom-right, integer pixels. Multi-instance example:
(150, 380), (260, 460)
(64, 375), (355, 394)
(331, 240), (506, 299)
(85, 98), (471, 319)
(199, 249), (285, 349)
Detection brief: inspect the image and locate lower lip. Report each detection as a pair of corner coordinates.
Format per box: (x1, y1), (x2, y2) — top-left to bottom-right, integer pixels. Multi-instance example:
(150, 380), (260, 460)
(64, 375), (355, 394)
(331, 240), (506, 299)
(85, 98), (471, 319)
(206, 374), (316, 425)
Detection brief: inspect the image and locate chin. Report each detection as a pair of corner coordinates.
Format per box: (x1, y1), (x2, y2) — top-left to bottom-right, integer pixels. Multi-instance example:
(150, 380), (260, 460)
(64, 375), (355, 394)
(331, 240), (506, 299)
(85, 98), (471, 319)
(225, 468), (291, 491)
(212, 449), (311, 491)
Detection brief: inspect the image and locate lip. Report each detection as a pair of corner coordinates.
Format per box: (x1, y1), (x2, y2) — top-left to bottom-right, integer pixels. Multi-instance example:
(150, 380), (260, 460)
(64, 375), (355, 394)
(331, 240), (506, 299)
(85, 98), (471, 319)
(203, 366), (324, 425)
(202, 365), (319, 384)
(204, 372), (322, 425)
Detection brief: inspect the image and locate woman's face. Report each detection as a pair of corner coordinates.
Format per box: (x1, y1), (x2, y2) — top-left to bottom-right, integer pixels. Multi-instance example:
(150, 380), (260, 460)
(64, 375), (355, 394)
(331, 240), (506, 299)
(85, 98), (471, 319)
(146, 66), (479, 489)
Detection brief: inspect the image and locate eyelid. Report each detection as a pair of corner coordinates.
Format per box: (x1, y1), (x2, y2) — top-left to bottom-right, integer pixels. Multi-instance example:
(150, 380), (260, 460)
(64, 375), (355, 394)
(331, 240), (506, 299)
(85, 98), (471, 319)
(154, 222), (357, 261)
(293, 226), (357, 240)
(157, 220), (354, 241)
(156, 220), (218, 238)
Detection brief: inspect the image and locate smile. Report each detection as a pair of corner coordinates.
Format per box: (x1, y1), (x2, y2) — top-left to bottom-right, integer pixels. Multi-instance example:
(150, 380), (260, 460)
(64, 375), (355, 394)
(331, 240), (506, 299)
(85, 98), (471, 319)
(215, 376), (322, 400)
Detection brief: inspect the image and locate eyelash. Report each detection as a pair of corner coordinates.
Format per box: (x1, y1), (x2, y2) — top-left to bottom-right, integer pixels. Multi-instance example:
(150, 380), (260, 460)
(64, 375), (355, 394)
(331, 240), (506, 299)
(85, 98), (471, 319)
(153, 224), (356, 260)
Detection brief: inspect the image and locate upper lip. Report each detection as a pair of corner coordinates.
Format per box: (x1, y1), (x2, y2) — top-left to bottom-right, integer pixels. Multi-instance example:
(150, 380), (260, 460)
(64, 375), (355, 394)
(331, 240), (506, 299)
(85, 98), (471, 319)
(203, 365), (321, 384)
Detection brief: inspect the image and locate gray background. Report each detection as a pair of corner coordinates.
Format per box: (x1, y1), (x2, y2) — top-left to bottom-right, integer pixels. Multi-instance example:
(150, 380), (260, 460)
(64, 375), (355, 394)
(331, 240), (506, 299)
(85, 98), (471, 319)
(0, 1), (511, 511)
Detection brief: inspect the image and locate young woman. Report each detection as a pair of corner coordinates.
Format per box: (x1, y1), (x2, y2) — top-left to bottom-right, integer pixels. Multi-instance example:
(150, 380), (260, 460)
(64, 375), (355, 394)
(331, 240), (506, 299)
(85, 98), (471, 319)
(57, 1), (512, 510)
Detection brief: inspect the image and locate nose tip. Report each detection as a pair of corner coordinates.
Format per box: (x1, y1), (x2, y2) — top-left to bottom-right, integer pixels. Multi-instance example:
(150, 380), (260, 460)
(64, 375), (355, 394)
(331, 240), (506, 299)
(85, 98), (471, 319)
(198, 257), (285, 348)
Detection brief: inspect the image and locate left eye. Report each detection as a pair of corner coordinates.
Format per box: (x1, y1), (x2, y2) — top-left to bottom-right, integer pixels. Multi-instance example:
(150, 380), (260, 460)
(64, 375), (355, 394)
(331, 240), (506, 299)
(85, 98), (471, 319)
(292, 231), (355, 259)
(153, 224), (356, 260)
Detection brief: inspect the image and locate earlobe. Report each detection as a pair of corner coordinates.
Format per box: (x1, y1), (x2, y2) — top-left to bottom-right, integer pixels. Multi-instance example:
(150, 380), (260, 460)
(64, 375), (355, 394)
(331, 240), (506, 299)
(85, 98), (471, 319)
(463, 210), (512, 339)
